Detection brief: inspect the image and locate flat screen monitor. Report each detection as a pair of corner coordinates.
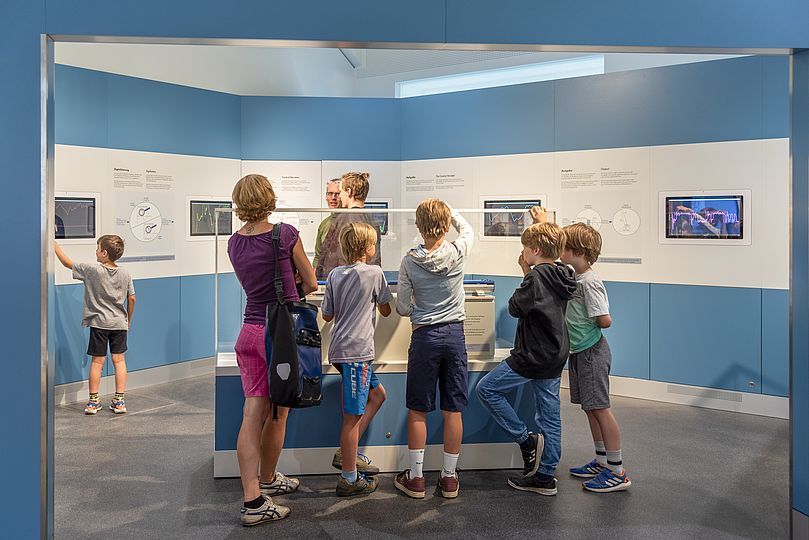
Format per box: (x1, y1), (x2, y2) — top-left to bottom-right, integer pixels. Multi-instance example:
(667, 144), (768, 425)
(190, 200), (233, 237)
(364, 201), (389, 236)
(55, 197), (96, 239)
(483, 199), (541, 237)
(665, 195), (743, 239)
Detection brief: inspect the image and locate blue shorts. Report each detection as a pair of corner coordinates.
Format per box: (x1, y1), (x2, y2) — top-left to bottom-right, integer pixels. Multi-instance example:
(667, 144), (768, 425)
(406, 321), (469, 413)
(334, 361), (379, 415)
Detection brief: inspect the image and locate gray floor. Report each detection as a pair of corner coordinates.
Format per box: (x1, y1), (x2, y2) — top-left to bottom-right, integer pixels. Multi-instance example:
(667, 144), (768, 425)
(55, 375), (789, 539)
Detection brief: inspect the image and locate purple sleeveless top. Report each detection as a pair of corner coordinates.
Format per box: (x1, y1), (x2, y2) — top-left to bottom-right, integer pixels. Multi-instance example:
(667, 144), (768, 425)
(227, 223), (300, 325)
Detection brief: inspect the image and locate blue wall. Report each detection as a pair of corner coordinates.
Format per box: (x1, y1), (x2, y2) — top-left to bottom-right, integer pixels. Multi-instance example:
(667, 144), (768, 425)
(56, 65), (241, 158)
(54, 57), (791, 397)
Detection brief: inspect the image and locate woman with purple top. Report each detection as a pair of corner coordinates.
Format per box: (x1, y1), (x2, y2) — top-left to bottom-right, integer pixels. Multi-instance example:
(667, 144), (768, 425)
(227, 174), (318, 527)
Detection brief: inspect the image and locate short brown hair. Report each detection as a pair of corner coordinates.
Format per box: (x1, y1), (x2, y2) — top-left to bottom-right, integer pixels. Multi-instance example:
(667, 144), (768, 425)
(415, 198), (451, 239)
(341, 172), (370, 201)
(232, 174), (277, 222)
(521, 223), (565, 260)
(564, 222), (602, 264)
(98, 235), (125, 262)
(339, 222), (377, 263)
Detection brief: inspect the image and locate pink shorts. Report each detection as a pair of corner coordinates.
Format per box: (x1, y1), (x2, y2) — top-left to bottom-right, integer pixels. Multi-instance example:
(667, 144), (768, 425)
(235, 323), (269, 398)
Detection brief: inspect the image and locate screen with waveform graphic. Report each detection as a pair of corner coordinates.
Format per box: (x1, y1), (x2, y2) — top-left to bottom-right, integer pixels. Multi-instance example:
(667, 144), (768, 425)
(483, 199), (542, 237)
(665, 195), (743, 239)
(190, 201), (233, 237)
(55, 197), (96, 239)
(364, 201), (389, 236)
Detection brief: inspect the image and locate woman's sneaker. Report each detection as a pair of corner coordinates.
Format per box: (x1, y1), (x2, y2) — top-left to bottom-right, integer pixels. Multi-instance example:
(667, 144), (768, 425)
(569, 459), (608, 478)
(109, 399), (127, 414)
(331, 449), (380, 476)
(336, 473), (379, 497)
(582, 469), (632, 493)
(394, 469), (426, 499)
(240, 495), (290, 526)
(507, 473), (558, 496)
(84, 401), (102, 415)
(260, 472), (300, 496)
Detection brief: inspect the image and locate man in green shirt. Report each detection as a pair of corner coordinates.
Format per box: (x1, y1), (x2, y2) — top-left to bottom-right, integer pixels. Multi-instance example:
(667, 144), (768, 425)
(313, 178), (342, 272)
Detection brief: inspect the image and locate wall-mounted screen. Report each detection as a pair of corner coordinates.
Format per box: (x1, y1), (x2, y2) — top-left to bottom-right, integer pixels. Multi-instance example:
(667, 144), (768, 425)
(483, 199), (541, 237)
(364, 201), (389, 236)
(55, 196), (96, 239)
(190, 200), (233, 237)
(665, 195), (744, 240)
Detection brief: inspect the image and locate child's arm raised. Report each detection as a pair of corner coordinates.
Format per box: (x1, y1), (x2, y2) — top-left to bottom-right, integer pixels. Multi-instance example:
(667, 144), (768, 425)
(54, 241), (73, 270)
(508, 272), (538, 318)
(450, 208), (474, 256)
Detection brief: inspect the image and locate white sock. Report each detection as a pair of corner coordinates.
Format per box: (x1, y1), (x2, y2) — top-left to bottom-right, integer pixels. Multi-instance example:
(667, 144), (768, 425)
(409, 448), (425, 478)
(606, 449), (623, 474)
(595, 440), (607, 466)
(442, 451), (459, 478)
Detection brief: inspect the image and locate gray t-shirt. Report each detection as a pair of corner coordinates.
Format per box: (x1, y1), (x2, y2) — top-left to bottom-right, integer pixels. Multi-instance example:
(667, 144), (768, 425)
(566, 269), (610, 353)
(322, 263), (393, 363)
(72, 262), (135, 330)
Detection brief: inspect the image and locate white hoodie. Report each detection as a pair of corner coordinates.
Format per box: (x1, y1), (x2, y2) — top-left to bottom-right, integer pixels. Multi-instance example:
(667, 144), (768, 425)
(396, 210), (474, 327)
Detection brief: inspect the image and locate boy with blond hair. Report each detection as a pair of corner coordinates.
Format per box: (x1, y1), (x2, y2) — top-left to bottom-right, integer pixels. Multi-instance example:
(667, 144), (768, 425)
(394, 199), (473, 499)
(476, 209), (576, 495)
(55, 235), (135, 415)
(322, 222), (393, 497)
(561, 221), (632, 492)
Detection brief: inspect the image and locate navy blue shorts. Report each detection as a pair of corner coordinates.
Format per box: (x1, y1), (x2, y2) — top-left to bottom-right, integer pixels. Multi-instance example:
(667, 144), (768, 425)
(406, 322), (468, 413)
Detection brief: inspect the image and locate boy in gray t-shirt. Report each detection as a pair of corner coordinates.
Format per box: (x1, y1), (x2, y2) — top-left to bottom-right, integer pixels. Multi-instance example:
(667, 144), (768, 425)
(321, 222), (392, 497)
(55, 235), (135, 415)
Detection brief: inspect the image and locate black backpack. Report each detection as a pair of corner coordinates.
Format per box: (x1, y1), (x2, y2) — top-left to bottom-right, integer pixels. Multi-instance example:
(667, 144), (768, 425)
(264, 223), (322, 417)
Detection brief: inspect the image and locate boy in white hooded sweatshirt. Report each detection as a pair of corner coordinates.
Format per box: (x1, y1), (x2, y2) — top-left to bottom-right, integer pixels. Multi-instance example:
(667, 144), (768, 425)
(394, 198), (473, 500)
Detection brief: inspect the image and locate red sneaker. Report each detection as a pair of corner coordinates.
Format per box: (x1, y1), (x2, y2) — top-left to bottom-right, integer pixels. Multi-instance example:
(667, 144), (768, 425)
(437, 472), (459, 498)
(394, 470), (425, 499)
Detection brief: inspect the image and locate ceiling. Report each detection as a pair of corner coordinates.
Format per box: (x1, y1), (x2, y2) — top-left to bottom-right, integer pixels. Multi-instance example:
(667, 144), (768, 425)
(54, 43), (740, 98)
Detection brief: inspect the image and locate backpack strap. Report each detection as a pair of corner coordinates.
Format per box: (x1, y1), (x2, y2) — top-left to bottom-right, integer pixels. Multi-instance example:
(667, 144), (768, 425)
(271, 223), (285, 304)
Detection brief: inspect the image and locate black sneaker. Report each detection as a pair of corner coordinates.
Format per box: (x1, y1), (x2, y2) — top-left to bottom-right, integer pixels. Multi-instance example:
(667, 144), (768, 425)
(520, 432), (544, 476)
(508, 474), (557, 496)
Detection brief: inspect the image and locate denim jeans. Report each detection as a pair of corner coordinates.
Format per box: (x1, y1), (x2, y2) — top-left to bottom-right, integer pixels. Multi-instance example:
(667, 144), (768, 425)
(476, 360), (562, 476)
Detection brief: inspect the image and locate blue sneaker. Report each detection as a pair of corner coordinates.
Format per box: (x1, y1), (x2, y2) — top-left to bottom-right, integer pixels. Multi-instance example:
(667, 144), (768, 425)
(582, 469), (631, 493)
(569, 459), (607, 478)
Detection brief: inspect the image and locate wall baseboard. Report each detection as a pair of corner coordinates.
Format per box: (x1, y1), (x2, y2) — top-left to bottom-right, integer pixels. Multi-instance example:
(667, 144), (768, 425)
(214, 442), (522, 478)
(573, 373), (789, 419)
(54, 357), (214, 406)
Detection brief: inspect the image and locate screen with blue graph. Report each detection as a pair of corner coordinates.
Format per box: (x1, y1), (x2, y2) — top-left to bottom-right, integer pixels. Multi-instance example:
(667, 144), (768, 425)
(483, 199), (541, 237)
(364, 201), (389, 236)
(190, 201), (233, 237)
(665, 195), (743, 239)
(55, 197), (96, 239)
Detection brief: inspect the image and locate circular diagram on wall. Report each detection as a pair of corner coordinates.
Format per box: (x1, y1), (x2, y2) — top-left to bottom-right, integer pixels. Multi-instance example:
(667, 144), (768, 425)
(612, 207), (641, 236)
(130, 201), (162, 242)
(575, 208), (603, 231)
